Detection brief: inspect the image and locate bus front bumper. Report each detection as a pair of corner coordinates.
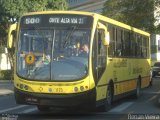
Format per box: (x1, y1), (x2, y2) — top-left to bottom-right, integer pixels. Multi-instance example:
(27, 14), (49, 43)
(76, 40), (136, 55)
(14, 87), (96, 108)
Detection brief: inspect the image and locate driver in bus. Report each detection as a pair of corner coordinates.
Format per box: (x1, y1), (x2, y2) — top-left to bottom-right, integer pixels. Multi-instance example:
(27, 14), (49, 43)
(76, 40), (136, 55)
(79, 43), (89, 57)
(81, 44), (89, 54)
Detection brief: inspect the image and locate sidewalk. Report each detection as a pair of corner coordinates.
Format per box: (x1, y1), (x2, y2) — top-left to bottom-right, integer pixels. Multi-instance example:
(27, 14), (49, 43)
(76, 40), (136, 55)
(0, 89), (13, 96)
(0, 80), (13, 83)
(0, 80), (14, 96)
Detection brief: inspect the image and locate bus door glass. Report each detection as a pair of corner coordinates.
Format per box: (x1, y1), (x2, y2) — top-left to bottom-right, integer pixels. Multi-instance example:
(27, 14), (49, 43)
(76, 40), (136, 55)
(92, 29), (107, 83)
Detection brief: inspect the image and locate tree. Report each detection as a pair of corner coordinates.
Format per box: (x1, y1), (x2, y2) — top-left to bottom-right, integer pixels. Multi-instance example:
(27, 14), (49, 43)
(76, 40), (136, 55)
(103, 0), (155, 33)
(154, 0), (160, 33)
(0, 0), (68, 78)
(47, 0), (68, 10)
(24, 0), (47, 12)
(0, 0), (68, 34)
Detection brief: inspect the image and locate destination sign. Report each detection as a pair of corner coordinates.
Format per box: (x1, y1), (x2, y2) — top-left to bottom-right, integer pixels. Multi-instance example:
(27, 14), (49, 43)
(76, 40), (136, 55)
(21, 14), (93, 28)
(49, 17), (85, 24)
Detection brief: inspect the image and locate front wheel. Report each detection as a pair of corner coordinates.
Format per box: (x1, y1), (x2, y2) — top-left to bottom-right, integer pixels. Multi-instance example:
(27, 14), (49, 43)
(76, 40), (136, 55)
(133, 79), (141, 99)
(100, 84), (113, 111)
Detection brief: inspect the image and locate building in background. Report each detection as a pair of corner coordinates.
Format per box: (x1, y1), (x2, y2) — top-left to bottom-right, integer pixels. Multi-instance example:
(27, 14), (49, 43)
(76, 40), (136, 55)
(154, 3), (160, 27)
(151, 34), (160, 65)
(0, 38), (11, 70)
(0, 46), (11, 70)
(68, 0), (107, 14)
(151, 4), (160, 64)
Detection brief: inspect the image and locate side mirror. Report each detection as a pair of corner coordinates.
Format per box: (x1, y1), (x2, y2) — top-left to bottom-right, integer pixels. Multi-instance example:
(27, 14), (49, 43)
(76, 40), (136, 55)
(97, 22), (110, 46)
(103, 31), (110, 46)
(7, 23), (17, 48)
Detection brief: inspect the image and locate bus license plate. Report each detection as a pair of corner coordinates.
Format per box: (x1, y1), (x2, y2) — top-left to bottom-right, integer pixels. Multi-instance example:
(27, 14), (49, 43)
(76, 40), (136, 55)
(55, 88), (63, 93)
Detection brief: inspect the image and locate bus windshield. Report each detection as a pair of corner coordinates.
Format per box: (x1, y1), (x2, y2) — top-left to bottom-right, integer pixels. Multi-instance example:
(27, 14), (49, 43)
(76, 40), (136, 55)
(17, 27), (90, 81)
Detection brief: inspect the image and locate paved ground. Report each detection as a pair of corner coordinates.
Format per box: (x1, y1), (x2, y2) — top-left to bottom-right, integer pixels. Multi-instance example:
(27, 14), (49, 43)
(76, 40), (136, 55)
(0, 80), (14, 96)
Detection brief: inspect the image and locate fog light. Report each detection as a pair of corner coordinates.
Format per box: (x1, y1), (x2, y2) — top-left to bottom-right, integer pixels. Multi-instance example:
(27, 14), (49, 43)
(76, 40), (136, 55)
(24, 85), (29, 90)
(85, 86), (89, 89)
(74, 87), (78, 92)
(80, 86), (84, 91)
(20, 84), (23, 89)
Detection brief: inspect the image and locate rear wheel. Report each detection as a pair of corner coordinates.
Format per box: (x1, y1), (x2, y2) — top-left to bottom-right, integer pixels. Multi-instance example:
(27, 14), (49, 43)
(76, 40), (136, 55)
(149, 71), (153, 86)
(149, 78), (153, 86)
(106, 84), (113, 106)
(133, 78), (141, 99)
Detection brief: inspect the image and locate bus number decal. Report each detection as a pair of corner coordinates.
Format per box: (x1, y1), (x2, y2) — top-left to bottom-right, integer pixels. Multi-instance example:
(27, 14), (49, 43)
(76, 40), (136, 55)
(25, 17), (40, 24)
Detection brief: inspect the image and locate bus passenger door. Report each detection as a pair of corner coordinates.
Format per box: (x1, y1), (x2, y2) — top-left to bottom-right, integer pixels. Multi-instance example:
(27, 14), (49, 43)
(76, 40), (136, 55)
(92, 29), (107, 83)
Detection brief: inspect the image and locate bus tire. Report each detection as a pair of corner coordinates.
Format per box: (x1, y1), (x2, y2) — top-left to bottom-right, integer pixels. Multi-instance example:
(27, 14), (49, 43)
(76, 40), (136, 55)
(101, 82), (113, 111)
(149, 71), (153, 87)
(107, 83), (113, 105)
(133, 78), (141, 99)
(37, 105), (50, 111)
(149, 78), (153, 87)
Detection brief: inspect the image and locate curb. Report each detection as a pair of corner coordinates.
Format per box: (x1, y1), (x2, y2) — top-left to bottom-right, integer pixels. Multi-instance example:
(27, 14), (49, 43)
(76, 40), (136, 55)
(0, 89), (14, 96)
(0, 80), (13, 82)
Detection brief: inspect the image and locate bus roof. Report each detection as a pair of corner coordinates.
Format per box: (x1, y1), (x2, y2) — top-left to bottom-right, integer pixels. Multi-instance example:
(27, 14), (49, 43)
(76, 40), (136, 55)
(22, 11), (150, 36)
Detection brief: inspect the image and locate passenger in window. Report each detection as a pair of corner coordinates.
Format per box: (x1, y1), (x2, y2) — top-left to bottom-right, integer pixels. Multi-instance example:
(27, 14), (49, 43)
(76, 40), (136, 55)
(81, 44), (89, 54)
(116, 49), (121, 56)
(78, 43), (89, 57)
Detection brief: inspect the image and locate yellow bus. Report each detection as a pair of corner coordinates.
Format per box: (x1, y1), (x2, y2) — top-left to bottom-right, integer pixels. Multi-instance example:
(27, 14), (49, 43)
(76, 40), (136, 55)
(8, 11), (151, 111)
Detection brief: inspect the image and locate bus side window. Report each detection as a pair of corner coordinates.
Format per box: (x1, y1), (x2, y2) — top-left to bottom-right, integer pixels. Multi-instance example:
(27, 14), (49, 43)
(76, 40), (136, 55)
(116, 29), (122, 56)
(92, 29), (107, 82)
(108, 26), (116, 57)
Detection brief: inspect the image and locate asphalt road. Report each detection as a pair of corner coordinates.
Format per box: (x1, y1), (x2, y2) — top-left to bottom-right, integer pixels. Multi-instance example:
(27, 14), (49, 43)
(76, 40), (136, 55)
(0, 78), (160, 120)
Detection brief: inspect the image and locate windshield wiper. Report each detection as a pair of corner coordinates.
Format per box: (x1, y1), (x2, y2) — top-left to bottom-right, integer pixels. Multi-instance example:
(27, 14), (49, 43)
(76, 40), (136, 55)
(63, 26), (77, 48)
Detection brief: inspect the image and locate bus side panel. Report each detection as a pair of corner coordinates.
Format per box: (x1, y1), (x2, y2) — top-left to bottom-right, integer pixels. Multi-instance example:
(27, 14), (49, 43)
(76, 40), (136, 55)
(95, 57), (150, 102)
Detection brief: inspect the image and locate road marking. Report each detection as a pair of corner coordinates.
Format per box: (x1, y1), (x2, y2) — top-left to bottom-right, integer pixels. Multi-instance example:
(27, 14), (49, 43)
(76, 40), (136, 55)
(109, 102), (134, 113)
(143, 91), (160, 94)
(147, 95), (157, 102)
(0, 105), (27, 113)
(20, 107), (37, 113)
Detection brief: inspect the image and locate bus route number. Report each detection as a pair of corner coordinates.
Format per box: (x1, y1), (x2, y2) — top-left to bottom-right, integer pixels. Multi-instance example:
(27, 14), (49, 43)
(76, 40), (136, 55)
(25, 17), (40, 24)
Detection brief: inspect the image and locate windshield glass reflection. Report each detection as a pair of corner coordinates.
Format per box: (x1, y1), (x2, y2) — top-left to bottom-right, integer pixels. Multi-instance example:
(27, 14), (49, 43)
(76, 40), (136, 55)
(17, 27), (90, 81)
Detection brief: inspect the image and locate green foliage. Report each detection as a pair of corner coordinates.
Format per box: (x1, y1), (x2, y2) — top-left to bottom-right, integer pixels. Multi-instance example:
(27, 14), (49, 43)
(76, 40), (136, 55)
(0, 70), (12, 80)
(47, 0), (68, 10)
(0, 0), (68, 37)
(154, 0), (160, 33)
(103, 0), (156, 33)
(0, 0), (27, 23)
(24, 0), (47, 12)
(0, 0), (68, 73)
